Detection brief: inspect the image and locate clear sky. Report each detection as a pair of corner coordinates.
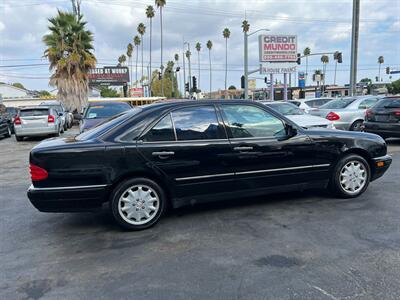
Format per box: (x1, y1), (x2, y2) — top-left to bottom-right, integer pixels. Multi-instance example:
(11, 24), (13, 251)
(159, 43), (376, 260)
(0, 0), (399, 93)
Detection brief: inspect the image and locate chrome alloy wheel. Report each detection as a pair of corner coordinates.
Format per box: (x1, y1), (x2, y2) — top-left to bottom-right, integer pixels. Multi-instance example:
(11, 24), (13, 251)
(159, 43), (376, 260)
(339, 160), (367, 195)
(118, 185), (160, 225)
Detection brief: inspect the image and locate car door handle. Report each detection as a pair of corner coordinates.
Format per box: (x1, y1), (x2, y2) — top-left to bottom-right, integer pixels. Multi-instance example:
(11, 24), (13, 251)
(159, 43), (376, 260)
(234, 146), (253, 151)
(152, 151), (175, 157)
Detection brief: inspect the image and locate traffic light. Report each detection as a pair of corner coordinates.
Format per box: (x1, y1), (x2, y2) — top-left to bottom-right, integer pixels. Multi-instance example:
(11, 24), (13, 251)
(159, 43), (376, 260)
(192, 76), (197, 90)
(185, 82), (189, 92)
(337, 52), (342, 63)
(296, 53), (301, 65)
(264, 77), (268, 83)
(176, 67), (180, 72)
(241, 75), (245, 89)
(386, 67), (390, 74)
(158, 71), (162, 80)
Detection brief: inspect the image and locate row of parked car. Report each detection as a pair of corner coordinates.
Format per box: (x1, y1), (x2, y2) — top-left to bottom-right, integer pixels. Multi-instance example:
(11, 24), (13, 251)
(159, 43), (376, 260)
(258, 95), (399, 139)
(0, 101), (74, 141)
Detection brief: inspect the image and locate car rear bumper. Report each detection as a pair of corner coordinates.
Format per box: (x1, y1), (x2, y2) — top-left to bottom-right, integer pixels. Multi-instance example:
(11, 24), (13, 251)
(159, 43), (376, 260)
(371, 155), (392, 181)
(364, 122), (400, 138)
(15, 125), (58, 137)
(27, 184), (109, 212)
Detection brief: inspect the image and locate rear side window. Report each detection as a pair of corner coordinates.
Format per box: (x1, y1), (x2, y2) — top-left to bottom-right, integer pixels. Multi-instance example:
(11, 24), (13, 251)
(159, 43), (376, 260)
(172, 106), (225, 140)
(20, 109), (49, 117)
(143, 114), (175, 142)
(374, 98), (400, 108)
(320, 98), (356, 109)
(359, 98), (378, 109)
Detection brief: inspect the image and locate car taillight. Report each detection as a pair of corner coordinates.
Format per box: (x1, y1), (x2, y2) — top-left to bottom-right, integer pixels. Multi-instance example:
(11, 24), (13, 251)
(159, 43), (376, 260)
(326, 112), (340, 121)
(394, 111), (400, 116)
(30, 164), (48, 181)
(14, 116), (21, 125)
(365, 109), (373, 118)
(48, 115), (55, 123)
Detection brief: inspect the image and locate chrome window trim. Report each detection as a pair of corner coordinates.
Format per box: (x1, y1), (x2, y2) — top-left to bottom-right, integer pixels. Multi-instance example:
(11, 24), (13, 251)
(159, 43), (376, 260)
(175, 173), (235, 182)
(28, 184), (108, 191)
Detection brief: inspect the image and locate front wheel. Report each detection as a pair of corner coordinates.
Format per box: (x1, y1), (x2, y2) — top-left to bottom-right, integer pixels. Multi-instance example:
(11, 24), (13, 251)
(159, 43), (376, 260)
(5, 126), (11, 138)
(110, 178), (166, 230)
(330, 154), (371, 198)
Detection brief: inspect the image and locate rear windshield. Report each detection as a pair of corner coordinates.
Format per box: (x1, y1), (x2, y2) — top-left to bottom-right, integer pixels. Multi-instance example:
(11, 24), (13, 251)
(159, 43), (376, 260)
(76, 108), (141, 140)
(20, 109), (49, 117)
(374, 98), (400, 108)
(84, 103), (131, 119)
(267, 103), (305, 115)
(289, 101), (301, 107)
(320, 98), (356, 109)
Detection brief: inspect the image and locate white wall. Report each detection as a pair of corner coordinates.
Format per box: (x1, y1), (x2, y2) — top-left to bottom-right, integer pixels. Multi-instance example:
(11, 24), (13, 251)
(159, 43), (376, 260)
(0, 84), (30, 98)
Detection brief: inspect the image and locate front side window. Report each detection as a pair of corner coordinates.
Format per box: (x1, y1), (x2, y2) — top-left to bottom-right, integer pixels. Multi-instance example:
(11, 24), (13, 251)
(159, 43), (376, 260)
(171, 106), (225, 140)
(143, 114), (175, 142)
(221, 105), (286, 138)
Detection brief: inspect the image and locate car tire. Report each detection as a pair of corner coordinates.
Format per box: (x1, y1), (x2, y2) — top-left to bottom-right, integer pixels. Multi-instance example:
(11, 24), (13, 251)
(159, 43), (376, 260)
(64, 123), (68, 131)
(15, 135), (23, 142)
(329, 154), (371, 198)
(54, 129), (60, 137)
(349, 120), (364, 131)
(5, 126), (11, 138)
(110, 178), (166, 230)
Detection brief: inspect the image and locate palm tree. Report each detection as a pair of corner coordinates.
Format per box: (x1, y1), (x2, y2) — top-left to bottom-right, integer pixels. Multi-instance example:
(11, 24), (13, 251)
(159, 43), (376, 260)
(118, 54), (126, 67)
(223, 28), (231, 91)
(43, 11), (96, 110)
(126, 43), (133, 87)
(206, 40), (213, 97)
(174, 53), (180, 95)
(146, 5), (155, 94)
(378, 56), (384, 82)
(133, 35), (141, 87)
(195, 42), (201, 91)
(155, 0), (166, 96)
(321, 55), (329, 87)
(137, 23), (146, 86)
(303, 47), (311, 85)
(185, 50), (192, 91)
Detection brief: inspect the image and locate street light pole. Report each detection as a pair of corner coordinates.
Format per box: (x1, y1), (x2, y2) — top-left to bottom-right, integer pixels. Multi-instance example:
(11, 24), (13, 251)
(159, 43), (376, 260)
(350, 0), (360, 96)
(244, 28), (269, 100)
(183, 40), (188, 97)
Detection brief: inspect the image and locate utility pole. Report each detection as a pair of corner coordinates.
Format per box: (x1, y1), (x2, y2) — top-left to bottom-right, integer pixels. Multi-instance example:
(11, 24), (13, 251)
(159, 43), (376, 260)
(244, 31), (248, 99)
(349, 0), (360, 96)
(183, 40), (187, 97)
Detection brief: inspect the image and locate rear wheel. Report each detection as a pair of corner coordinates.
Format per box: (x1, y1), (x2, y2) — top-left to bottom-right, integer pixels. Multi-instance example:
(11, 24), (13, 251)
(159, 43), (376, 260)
(330, 154), (370, 198)
(5, 126), (11, 138)
(110, 178), (166, 230)
(350, 120), (364, 131)
(15, 135), (23, 142)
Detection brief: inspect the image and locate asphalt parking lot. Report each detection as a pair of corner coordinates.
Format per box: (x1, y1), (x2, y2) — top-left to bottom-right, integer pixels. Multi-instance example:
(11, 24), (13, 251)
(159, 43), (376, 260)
(1, 129), (400, 300)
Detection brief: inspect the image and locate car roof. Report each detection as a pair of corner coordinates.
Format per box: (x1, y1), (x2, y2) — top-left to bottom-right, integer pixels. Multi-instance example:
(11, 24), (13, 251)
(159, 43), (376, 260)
(40, 101), (61, 105)
(20, 106), (50, 110)
(88, 101), (132, 106)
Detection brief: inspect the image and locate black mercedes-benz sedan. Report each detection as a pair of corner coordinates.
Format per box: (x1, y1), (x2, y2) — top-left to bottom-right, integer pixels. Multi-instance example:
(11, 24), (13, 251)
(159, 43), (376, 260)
(28, 100), (392, 230)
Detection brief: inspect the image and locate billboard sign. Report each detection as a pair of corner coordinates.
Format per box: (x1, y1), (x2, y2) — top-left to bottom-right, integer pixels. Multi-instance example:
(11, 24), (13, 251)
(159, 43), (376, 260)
(260, 63), (297, 74)
(259, 35), (297, 62)
(88, 67), (129, 86)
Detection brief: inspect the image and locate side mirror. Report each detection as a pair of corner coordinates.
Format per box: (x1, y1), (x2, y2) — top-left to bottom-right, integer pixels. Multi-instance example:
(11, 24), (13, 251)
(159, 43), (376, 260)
(286, 124), (298, 138)
(58, 112), (63, 116)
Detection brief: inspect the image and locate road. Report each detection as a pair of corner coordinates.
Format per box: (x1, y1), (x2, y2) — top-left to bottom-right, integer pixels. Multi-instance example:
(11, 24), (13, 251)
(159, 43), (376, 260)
(1, 130), (400, 300)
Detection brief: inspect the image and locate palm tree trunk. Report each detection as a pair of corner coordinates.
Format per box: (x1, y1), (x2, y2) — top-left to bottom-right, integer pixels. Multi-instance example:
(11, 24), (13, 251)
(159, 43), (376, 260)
(149, 18), (152, 96)
(198, 52), (200, 91)
(378, 63), (381, 82)
(141, 37), (144, 87)
(135, 48), (138, 87)
(160, 8), (164, 96)
(225, 38), (227, 91)
(305, 56), (308, 86)
(209, 49), (212, 98)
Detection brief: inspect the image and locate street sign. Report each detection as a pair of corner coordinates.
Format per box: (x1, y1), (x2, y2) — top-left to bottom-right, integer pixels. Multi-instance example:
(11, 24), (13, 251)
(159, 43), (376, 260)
(298, 71), (305, 88)
(260, 63), (297, 74)
(130, 87), (143, 97)
(248, 79), (256, 90)
(88, 67), (130, 86)
(259, 35), (298, 62)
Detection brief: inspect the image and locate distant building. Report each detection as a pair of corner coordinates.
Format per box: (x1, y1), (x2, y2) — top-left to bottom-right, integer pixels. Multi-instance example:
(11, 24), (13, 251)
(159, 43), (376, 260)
(0, 83), (32, 98)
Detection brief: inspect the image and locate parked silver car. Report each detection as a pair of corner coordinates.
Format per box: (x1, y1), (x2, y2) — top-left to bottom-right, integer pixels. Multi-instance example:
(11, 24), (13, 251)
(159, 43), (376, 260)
(289, 98), (334, 113)
(261, 101), (335, 129)
(309, 96), (382, 131)
(39, 101), (73, 131)
(14, 106), (62, 141)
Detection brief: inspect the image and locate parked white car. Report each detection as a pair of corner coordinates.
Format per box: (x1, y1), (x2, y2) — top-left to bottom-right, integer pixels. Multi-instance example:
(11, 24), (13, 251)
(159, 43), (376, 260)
(289, 98), (334, 113)
(260, 101), (335, 129)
